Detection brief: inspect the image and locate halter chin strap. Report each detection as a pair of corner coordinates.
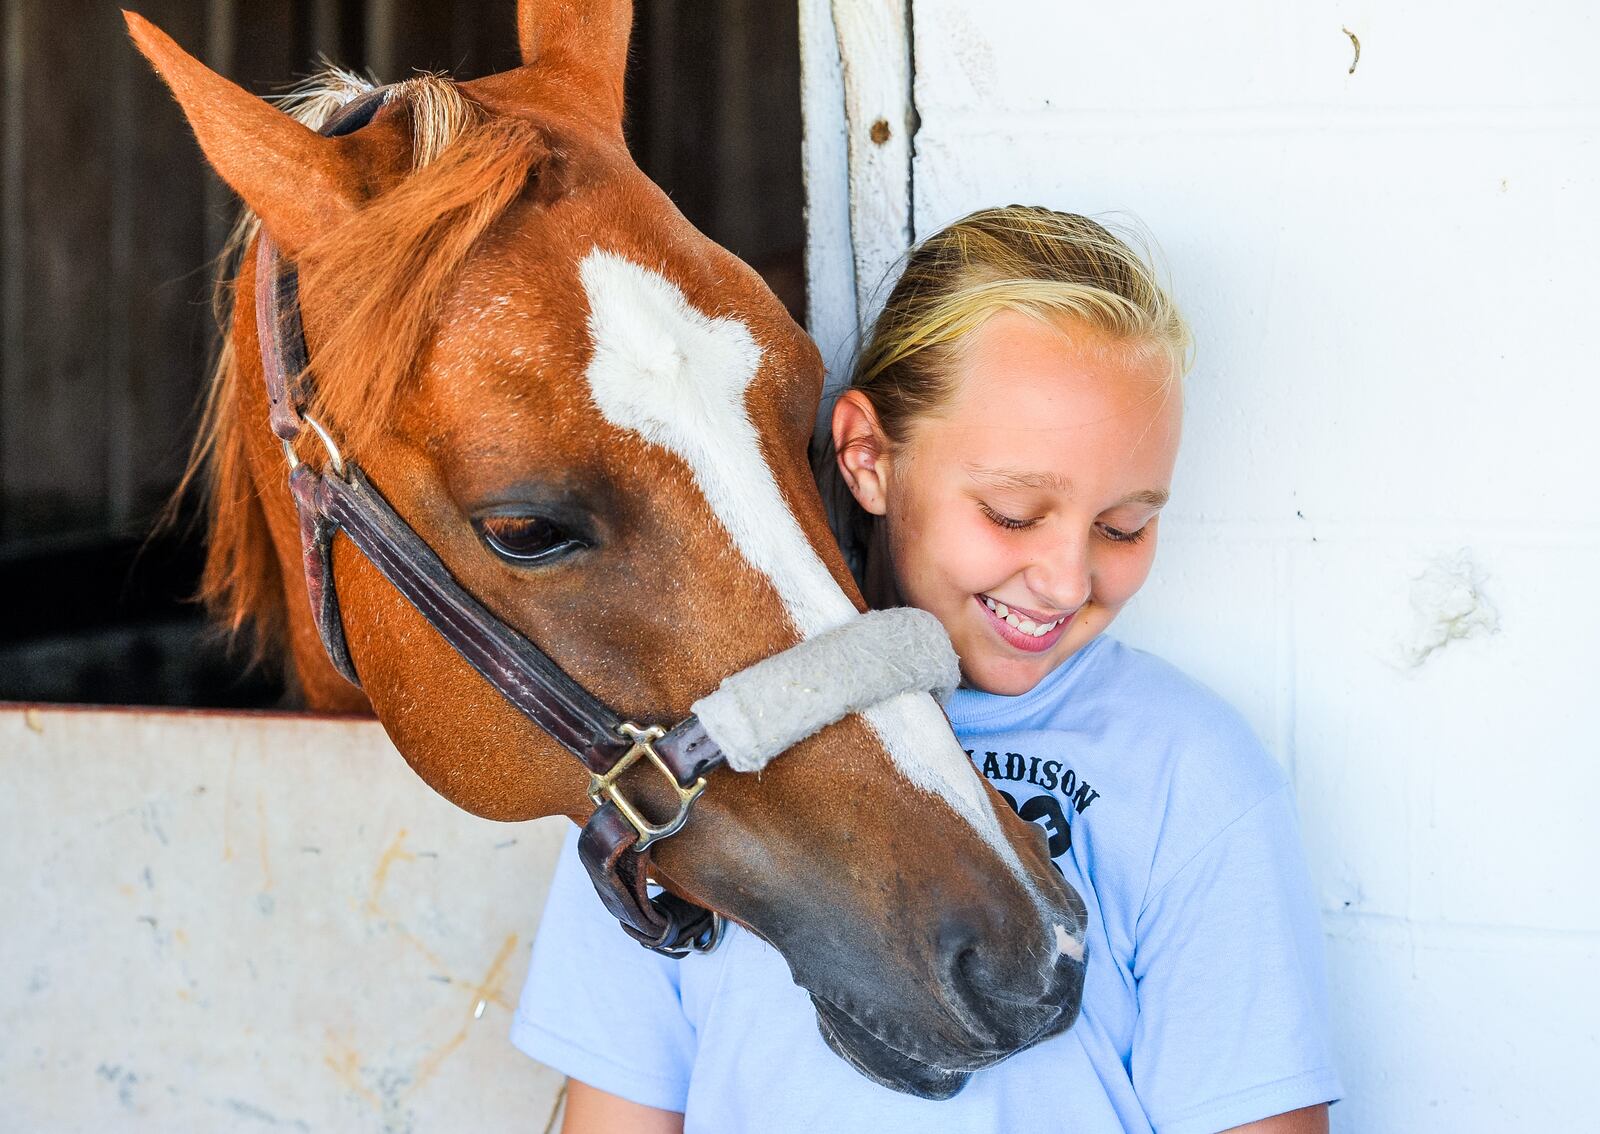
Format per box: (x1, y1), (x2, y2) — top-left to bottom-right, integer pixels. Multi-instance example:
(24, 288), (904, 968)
(253, 84), (959, 955)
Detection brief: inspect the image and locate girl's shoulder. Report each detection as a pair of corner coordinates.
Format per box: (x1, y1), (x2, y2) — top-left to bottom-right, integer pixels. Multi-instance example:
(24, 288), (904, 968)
(958, 635), (1282, 778)
(1092, 636), (1290, 820)
(1090, 639), (1281, 767)
(951, 635), (1291, 862)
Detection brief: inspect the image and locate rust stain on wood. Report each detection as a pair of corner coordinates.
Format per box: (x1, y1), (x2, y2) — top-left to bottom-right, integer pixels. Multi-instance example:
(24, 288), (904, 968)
(402, 932), (522, 1099)
(467, 932), (521, 1015)
(365, 828), (415, 915)
(405, 1025), (469, 1098)
(322, 1034), (384, 1112)
(393, 924), (451, 974)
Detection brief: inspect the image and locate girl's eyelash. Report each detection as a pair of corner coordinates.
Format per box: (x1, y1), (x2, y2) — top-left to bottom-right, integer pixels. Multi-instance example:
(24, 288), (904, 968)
(980, 503), (1038, 531)
(1099, 523), (1149, 544)
(981, 502), (1150, 544)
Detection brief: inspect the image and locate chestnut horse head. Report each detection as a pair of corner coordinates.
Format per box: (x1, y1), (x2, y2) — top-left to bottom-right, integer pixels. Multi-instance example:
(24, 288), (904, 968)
(129, 0), (1086, 1097)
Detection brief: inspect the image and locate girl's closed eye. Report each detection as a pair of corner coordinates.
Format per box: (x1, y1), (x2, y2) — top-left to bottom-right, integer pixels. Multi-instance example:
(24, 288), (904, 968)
(980, 501), (1151, 545)
(979, 502), (1039, 531)
(1098, 522), (1149, 544)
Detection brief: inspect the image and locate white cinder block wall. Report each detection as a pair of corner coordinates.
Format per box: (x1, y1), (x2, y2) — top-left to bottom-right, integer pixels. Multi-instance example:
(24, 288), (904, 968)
(802, 2), (1600, 1128)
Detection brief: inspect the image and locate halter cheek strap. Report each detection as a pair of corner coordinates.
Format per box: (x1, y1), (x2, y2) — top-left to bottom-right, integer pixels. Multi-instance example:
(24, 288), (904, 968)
(253, 84), (960, 956)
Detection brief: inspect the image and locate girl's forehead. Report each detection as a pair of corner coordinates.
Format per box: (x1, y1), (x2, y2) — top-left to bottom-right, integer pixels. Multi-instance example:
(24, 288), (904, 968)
(913, 313), (1182, 491)
(949, 311), (1172, 407)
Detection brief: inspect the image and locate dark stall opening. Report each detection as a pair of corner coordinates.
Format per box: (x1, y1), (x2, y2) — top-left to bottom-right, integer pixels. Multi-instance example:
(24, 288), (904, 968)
(0, 0), (804, 707)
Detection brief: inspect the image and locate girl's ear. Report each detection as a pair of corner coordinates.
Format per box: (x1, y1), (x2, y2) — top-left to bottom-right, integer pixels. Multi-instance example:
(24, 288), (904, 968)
(831, 390), (892, 517)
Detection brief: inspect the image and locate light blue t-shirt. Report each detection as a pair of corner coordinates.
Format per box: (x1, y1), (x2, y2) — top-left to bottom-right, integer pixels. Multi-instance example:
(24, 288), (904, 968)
(511, 635), (1342, 1132)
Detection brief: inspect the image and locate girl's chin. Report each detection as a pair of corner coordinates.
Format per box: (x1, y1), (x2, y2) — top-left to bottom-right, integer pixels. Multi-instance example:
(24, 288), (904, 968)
(958, 622), (1099, 696)
(965, 671), (1049, 697)
(958, 647), (1059, 697)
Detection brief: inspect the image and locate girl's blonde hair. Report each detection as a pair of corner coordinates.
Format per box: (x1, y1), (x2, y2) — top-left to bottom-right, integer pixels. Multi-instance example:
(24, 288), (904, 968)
(814, 204), (1192, 586)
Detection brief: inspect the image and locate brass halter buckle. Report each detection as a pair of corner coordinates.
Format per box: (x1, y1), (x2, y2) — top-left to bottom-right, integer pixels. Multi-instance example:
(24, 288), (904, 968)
(588, 722), (708, 851)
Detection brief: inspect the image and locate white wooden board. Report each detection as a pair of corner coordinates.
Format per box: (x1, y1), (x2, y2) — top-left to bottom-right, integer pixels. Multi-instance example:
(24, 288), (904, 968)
(0, 705), (566, 1132)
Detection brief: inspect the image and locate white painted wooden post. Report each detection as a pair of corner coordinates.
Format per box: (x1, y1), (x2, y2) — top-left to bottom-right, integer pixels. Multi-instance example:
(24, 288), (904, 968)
(827, 2), (914, 325)
(799, 0), (915, 400)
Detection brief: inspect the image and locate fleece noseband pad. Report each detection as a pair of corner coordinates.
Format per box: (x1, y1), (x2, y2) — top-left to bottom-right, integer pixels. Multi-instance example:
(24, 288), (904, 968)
(691, 607), (960, 774)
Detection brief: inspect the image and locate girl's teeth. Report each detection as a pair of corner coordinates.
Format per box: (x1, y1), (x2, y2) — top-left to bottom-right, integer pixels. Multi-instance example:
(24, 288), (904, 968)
(983, 595), (1066, 637)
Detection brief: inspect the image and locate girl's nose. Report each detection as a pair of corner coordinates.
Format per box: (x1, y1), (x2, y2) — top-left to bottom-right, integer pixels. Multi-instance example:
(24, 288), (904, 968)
(1022, 538), (1092, 614)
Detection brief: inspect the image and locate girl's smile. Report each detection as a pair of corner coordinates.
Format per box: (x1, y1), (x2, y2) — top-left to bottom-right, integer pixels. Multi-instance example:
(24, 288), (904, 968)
(975, 593), (1075, 653)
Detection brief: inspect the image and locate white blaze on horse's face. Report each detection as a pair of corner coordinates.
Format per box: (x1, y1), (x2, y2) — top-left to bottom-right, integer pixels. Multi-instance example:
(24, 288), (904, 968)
(578, 248), (1021, 872)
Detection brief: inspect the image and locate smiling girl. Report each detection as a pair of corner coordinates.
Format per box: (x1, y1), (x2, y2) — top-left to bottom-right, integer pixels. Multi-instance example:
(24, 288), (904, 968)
(512, 206), (1341, 1133)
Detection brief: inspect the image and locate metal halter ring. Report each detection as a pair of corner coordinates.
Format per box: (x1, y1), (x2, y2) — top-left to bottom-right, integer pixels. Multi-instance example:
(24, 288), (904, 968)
(281, 414), (347, 477)
(588, 722), (708, 851)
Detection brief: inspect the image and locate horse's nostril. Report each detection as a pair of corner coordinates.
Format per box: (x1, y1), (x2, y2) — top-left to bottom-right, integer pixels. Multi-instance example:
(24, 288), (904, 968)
(948, 941), (985, 995)
(935, 911), (1085, 1051)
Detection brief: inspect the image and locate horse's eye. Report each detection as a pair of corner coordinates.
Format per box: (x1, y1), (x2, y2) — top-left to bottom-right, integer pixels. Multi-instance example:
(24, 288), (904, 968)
(475, 514), (587, 565)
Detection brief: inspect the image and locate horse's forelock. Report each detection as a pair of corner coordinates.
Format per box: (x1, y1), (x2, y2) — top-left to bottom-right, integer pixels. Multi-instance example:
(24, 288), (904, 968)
(294, 113), (544, 455)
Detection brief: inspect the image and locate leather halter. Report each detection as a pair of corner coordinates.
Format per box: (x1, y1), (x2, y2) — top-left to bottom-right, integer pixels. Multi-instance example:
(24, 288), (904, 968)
(256, 87), (726, 954)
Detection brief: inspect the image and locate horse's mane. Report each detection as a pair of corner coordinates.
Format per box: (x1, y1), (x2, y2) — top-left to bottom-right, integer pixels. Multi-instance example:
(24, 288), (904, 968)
(182, 67), (545, 663)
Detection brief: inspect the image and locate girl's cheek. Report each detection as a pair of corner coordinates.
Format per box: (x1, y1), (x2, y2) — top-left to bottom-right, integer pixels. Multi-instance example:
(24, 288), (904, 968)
(1098, 539), (1160, 607)
(949, 520), (1014, 590)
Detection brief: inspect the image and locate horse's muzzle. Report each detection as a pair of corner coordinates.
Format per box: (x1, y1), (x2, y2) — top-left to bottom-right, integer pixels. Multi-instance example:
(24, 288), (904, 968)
(812, 949), (1084, 1099)
(809, 914), (1088, 1099)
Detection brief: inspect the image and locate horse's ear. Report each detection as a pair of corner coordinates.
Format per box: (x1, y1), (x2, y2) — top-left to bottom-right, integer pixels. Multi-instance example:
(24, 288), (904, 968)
(515, 0), (632, 129)
(123, 10), (367, 253)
